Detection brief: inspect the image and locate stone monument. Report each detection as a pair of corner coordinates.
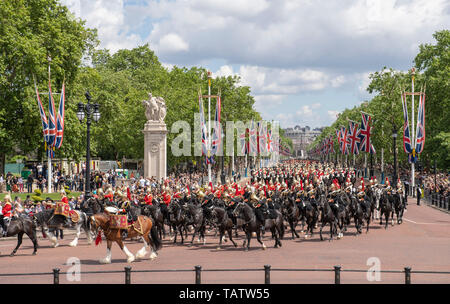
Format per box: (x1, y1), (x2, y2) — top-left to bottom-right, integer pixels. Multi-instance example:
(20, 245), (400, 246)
(142, 92), (168, 180)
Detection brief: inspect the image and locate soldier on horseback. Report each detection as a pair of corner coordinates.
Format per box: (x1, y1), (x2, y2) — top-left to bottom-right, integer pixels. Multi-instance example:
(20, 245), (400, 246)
(1, 195), (13, 236)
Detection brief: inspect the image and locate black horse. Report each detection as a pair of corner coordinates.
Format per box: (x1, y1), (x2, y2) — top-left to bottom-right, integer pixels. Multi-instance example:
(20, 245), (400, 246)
(210, 206), (238, 249)
(392, 191), (405, 224)
(141, 201), (167, 240)
(281, 196), (300, 239)
(300, 198), (319, 239)
(182, 203), (206, 246)
(379, 192), (394, 229)
(232, 202), (268, 251)
(0, 215), (38, 256)
(167, 200), (186, 244)
(319, 197), (339, 241)
(33, 209), (73, 248)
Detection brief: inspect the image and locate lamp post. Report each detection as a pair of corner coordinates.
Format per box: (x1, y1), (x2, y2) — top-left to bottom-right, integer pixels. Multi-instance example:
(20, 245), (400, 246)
(77, 91), (101, 200)
(392, 125), (398, 185)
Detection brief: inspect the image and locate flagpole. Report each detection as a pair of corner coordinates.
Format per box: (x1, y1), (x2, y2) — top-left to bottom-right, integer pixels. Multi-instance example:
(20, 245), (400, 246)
(47, 58), (52, 194)
(411, 68), (415, 195)
(208, 71), (212, 184)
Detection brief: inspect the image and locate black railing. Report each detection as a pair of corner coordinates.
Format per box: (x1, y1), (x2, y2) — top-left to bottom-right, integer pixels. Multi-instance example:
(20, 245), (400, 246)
(1, 266), (449, 284)
(423, 191), (450, 212)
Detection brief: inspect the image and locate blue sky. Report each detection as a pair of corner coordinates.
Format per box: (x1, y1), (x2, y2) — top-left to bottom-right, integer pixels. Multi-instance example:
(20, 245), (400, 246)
(63, 0), (449, 128)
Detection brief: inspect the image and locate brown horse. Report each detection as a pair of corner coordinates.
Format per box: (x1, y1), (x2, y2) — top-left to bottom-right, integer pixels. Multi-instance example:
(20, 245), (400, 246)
(90, 213), (161, 264)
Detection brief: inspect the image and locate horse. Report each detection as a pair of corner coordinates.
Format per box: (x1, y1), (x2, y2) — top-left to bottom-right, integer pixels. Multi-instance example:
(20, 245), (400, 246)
(182, 203), (206, 246)
(33, 209), (75, 248)
(141, 201), (166, 240)
(167, 200), (186, 244)
(0, 215), (38, 256)
(90, 213), (161, 264)
(392, 191), (405, 224)
(319, 197), (339, 241)
(232, 202), (267, 251)
(379, 191), (394, 229)
(262, 206), (284, 248)
(68, 210), (94, 247)
(210, 206), (238, 249)
(281, 196), (300, 239)
(300, 198), (319, 239)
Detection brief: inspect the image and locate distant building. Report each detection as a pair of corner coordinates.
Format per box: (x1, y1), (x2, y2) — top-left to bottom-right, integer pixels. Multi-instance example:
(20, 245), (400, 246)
(283, 125), (324, 158)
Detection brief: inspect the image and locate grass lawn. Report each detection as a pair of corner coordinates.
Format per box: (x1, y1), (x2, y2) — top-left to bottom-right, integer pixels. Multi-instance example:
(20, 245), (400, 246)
(0, 192), (82, 201)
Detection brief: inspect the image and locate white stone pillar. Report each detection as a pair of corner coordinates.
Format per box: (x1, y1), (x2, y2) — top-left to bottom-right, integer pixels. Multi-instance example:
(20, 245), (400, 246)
(143, 121), (168, 180)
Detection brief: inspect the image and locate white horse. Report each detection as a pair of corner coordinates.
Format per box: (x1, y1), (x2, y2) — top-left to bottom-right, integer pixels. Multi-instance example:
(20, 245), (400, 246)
(69, 210), (94, 247)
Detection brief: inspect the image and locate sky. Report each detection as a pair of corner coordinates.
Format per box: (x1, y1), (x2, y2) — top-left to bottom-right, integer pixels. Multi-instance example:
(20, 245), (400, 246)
(63, 0), (449, 128)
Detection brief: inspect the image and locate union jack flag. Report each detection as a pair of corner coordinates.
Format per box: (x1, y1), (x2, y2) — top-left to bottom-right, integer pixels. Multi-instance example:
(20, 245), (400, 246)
(211, 96), (221, 155)
(415, 92), (426, 154)
(358, 112), (375, 154)
(239, 127), (247, 155)
(336, 129), (341, 153)
(258, 121), (267, 155)
(329, 135), (335, 154)
(267, 128), (273, 152)
(54, 82), (65, 149)
(47, 80), (57, 149)
(347, 121), (360, 155)
(199, 96), (208, 156)
(249, 120), (257, 156)
(401, 92), (413, 154)
(341, 127), (349, 155)
(34, 82), (49, 143)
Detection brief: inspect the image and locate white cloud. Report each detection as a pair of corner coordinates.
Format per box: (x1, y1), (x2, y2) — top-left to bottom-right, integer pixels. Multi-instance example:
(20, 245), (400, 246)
(156, 33), (189, 53)
(327, 110), (341, 123)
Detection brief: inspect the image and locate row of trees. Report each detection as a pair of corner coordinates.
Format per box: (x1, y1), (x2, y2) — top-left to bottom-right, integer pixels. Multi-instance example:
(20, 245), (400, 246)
(1, 0), (287, 174)
(309, 30), (449, 172)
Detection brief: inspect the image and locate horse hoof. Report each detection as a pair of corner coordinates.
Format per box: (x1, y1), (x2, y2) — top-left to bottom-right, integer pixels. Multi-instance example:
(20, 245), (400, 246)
(149, 252), (157, 260)
(217, 246), (221, 250)
(100, 259), (111, 264)
(32, 252), (37, 255)
(262, 244), (267, 250)
(69, 241), (77, 247)
(9, 253), (15, 257)
(244, 248), (248, 252)
(127, 256), (135, 263)
(53, 243), (59, 248)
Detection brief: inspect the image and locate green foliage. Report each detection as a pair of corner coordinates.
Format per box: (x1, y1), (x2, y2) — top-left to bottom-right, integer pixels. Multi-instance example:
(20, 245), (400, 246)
(32, 188), (43, 202)
(310, 30), (449, 171)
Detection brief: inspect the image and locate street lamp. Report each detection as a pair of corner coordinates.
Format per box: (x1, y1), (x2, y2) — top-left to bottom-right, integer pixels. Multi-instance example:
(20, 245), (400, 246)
(77, 91), (100, 200)
(392, 125), (398, 185)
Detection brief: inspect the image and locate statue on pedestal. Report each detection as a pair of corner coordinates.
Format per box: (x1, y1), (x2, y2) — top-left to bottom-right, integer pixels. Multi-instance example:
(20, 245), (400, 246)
(142, 92), (166, 123)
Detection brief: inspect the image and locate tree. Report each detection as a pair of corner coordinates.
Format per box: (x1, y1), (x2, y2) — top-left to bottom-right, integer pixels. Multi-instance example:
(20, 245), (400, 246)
(0, 0), (97, 172)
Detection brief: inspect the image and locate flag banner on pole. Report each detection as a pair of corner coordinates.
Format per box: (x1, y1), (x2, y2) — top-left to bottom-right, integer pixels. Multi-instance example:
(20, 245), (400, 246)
(358, 112), (374, 154)
(211, 96), (221, 155)
(47, 80), (57, 157)
(258, 121), (268, 155)
(34, 81), (49, 143)
(238, 126), (248, 156)
(401, 92), (413, 154)
(329, 135), (335, 154)
(199, 96), (208, 156)
(336, 129), (342, 153)
(415, 91), (426, 154)
(267, 127), (273, 152)
(249, 120), (257, 156)
(54, 82), (65, 149)
(341, 127), (349, 155)
(347, 121), (361, 155)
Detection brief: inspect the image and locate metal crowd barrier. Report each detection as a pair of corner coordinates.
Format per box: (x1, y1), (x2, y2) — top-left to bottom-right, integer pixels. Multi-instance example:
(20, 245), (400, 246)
(0, 265), (449, 284)
(424, 192), (450, 211)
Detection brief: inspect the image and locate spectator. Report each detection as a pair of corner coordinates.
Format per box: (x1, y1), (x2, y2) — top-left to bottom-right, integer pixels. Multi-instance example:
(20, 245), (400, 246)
(27, 174), (34, 193)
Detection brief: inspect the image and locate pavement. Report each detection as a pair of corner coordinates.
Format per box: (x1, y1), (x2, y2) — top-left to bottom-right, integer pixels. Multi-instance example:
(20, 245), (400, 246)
(0, 197), (449, 284)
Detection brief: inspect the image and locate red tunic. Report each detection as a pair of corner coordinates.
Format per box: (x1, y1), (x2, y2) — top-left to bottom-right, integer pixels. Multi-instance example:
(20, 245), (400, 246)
(163, 193), (171, 206)
(104, 193), (114, 202)
(144, 194), (153, 205)
(2, 202), (12, 217)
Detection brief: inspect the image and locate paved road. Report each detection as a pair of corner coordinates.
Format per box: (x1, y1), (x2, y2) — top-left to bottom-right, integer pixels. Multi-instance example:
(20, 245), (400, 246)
(0, 198), (449, 284)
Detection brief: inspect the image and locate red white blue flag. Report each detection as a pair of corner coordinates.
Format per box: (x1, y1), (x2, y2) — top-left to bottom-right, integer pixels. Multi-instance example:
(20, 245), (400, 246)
(211, 96), (221, 155)
(401, 92), (413, 154)
(54, 82), (65, 149)
(258, 121), (267, 155)
(34, 82), (49, 143)
(47, 80), (57, 149)
(199, 96), (208, 156)
(341, 127), (349, 155)
(415, 92), (426, 154)
(249, 120), (257, 156)
(347, 121), (360, 155)
(358, 112), (375, 154)
(267, 128), (273, 152)
(239, 128), (247, 155)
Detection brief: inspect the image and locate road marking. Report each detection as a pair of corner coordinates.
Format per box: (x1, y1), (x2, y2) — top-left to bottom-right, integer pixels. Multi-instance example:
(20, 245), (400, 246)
(404, 218), (450, 226)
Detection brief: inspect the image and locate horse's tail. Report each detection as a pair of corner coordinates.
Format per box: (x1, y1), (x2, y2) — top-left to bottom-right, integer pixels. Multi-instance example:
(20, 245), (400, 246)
(150, 223), (162, 251)
(280, 217), (285, 239)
